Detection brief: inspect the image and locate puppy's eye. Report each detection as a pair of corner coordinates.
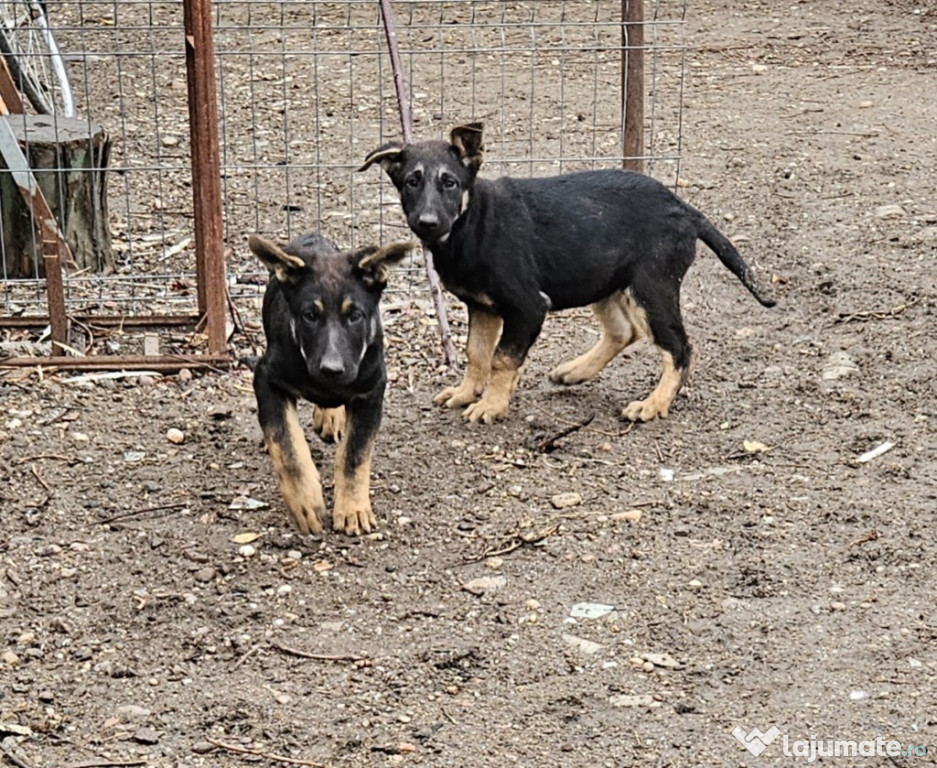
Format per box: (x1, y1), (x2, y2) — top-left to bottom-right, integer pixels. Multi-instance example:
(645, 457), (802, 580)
(405, 171), (421, 189)
(441, 176), (458, 190)
(347, 309), (364, 324)
(303, 307), (319, 321)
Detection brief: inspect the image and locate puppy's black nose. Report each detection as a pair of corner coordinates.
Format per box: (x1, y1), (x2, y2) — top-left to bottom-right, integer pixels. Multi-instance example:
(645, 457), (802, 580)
(319, 358), (345, 377)
(418, 212), (439, 229)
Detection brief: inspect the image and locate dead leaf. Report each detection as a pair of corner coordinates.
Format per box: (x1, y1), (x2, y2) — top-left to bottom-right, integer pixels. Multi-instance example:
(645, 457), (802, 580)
(231, 532), (261, 544)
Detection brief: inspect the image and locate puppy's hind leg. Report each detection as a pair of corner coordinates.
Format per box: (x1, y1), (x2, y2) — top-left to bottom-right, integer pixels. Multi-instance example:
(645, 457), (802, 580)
(620, 288), (692, 422)
(312, 405), (346, 443)
(550, 293), (636, 385)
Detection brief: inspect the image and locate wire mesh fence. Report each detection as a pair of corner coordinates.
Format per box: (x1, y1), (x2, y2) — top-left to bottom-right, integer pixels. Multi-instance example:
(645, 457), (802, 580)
(0, 0), (689, 364)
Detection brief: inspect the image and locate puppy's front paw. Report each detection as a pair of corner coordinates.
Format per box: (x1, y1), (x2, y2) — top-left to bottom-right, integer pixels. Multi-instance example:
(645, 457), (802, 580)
(462, 394), (509, 424)
(312, 405), (346, 443)
(621, 397), (669, 423)
(333, 499), (376, 536)
(433, 382), (481, 408)
(285, 497), (326, 536)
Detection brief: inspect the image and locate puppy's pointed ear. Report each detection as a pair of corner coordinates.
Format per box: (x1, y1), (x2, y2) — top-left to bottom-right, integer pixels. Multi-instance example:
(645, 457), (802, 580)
(354, 241), (418, 289)
(358, 142), (406, 185)
(449, 122), (484, 172)
(248, 234), (305, 284)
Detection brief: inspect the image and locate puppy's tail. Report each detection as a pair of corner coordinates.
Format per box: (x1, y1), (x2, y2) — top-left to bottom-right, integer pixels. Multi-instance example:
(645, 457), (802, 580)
(696, 215), (776, 308)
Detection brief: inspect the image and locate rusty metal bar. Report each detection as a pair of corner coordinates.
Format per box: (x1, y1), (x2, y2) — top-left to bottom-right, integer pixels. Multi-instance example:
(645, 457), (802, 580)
(183, 0), (227, 357)
(0, 314), (202, 330)
(378, 0), (457, 368)
(0, 354), (232, 372)
(622, 0), (645, 172)
(0, 56), (25, 113)
(0, 100), (71, 353)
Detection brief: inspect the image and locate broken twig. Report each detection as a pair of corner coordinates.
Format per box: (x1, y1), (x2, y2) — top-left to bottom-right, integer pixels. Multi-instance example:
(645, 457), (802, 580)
(29, 464), (52, 493)
(96, 502), (189, 525)
(205, 739), (325, 767)
(269, 640), (369, 664)
(535, 413), (595, 452)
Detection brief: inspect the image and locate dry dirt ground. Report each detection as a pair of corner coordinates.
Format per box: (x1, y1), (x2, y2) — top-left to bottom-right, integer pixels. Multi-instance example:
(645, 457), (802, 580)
(2, 1), (936, 766)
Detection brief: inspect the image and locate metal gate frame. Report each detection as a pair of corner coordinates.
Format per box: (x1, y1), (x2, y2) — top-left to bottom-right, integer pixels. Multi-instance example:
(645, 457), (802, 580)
(0, 0), (227, 373)
(0, 0), (651, 374)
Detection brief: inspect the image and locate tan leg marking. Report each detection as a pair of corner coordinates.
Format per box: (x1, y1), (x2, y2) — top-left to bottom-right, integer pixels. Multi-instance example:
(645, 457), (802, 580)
(312, 405), (346, 443)
(434, 309), (502, 409)
(462, 351), (521, 424)
(265, 404), (325, 534)
(622, 350), (686, 422)
(332, 433), (376, 536)
(550, 294), (637, 384)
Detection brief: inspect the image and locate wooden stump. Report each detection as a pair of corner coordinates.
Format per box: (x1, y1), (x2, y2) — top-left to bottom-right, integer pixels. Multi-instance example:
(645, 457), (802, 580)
(0, 114), (113, 278)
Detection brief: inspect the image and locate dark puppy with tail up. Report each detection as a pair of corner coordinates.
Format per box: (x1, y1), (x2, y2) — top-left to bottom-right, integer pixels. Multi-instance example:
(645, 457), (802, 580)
(360, 122), (775, 424)
(249, 232), (414, 535)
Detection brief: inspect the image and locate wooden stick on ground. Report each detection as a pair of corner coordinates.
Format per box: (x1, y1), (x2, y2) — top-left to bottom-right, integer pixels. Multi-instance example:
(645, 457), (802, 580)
(205, 738), (325, 767)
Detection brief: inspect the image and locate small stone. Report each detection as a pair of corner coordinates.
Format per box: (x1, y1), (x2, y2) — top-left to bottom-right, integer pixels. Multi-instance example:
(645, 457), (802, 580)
(874, 204), (906, 219)
(38, 690), (54, 702)
(132, 726), (162, 744)
(849, 690), (867, 701)
(525, 599), (541, 611)
(238, 544), (256, 558)
(116, 704), (151, 720)
(642, 661), (655, 672)
(276, 584), (292, 596)
(642, 652), (683, 669)
(821, 351), (858, 380)
(191, 741), (215, 754)
(830, 601), (847, 611)
(178, 368), (193, 383)
(161, 135), (179, 147)
(1, 650), (20, 665)
(751, 63), (767, 73)
(194, 567), (215, 583)
(609, 693), (653, 707)
(166, 428), (185, 444)
(688, 579), (704, 590)
(462, 575), (506, 594)
(484, 557), (503, 570)
(858, 100), (873, 108)
(287, 550), (302, 561)
(908, 658), (922, 668)
(611, 509), (642, 523)
(562, 634), (604, 655)
(551, 492), (582, 509)
(17, 631), (36, 645)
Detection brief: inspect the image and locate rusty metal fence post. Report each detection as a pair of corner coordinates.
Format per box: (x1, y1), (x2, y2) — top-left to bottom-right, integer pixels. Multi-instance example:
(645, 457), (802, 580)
(622, 0), (645, 172)
(184, 0), (227, 357)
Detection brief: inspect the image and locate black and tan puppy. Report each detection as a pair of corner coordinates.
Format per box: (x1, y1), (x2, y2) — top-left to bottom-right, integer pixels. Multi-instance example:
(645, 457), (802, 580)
(360, 122), (775, 424)
(249, 232), (414, 535)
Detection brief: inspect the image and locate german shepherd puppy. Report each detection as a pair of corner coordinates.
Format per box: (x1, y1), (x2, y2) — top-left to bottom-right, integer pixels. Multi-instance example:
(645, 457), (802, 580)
(360, 122), (775, 424)
(249, 232), (414, 535)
